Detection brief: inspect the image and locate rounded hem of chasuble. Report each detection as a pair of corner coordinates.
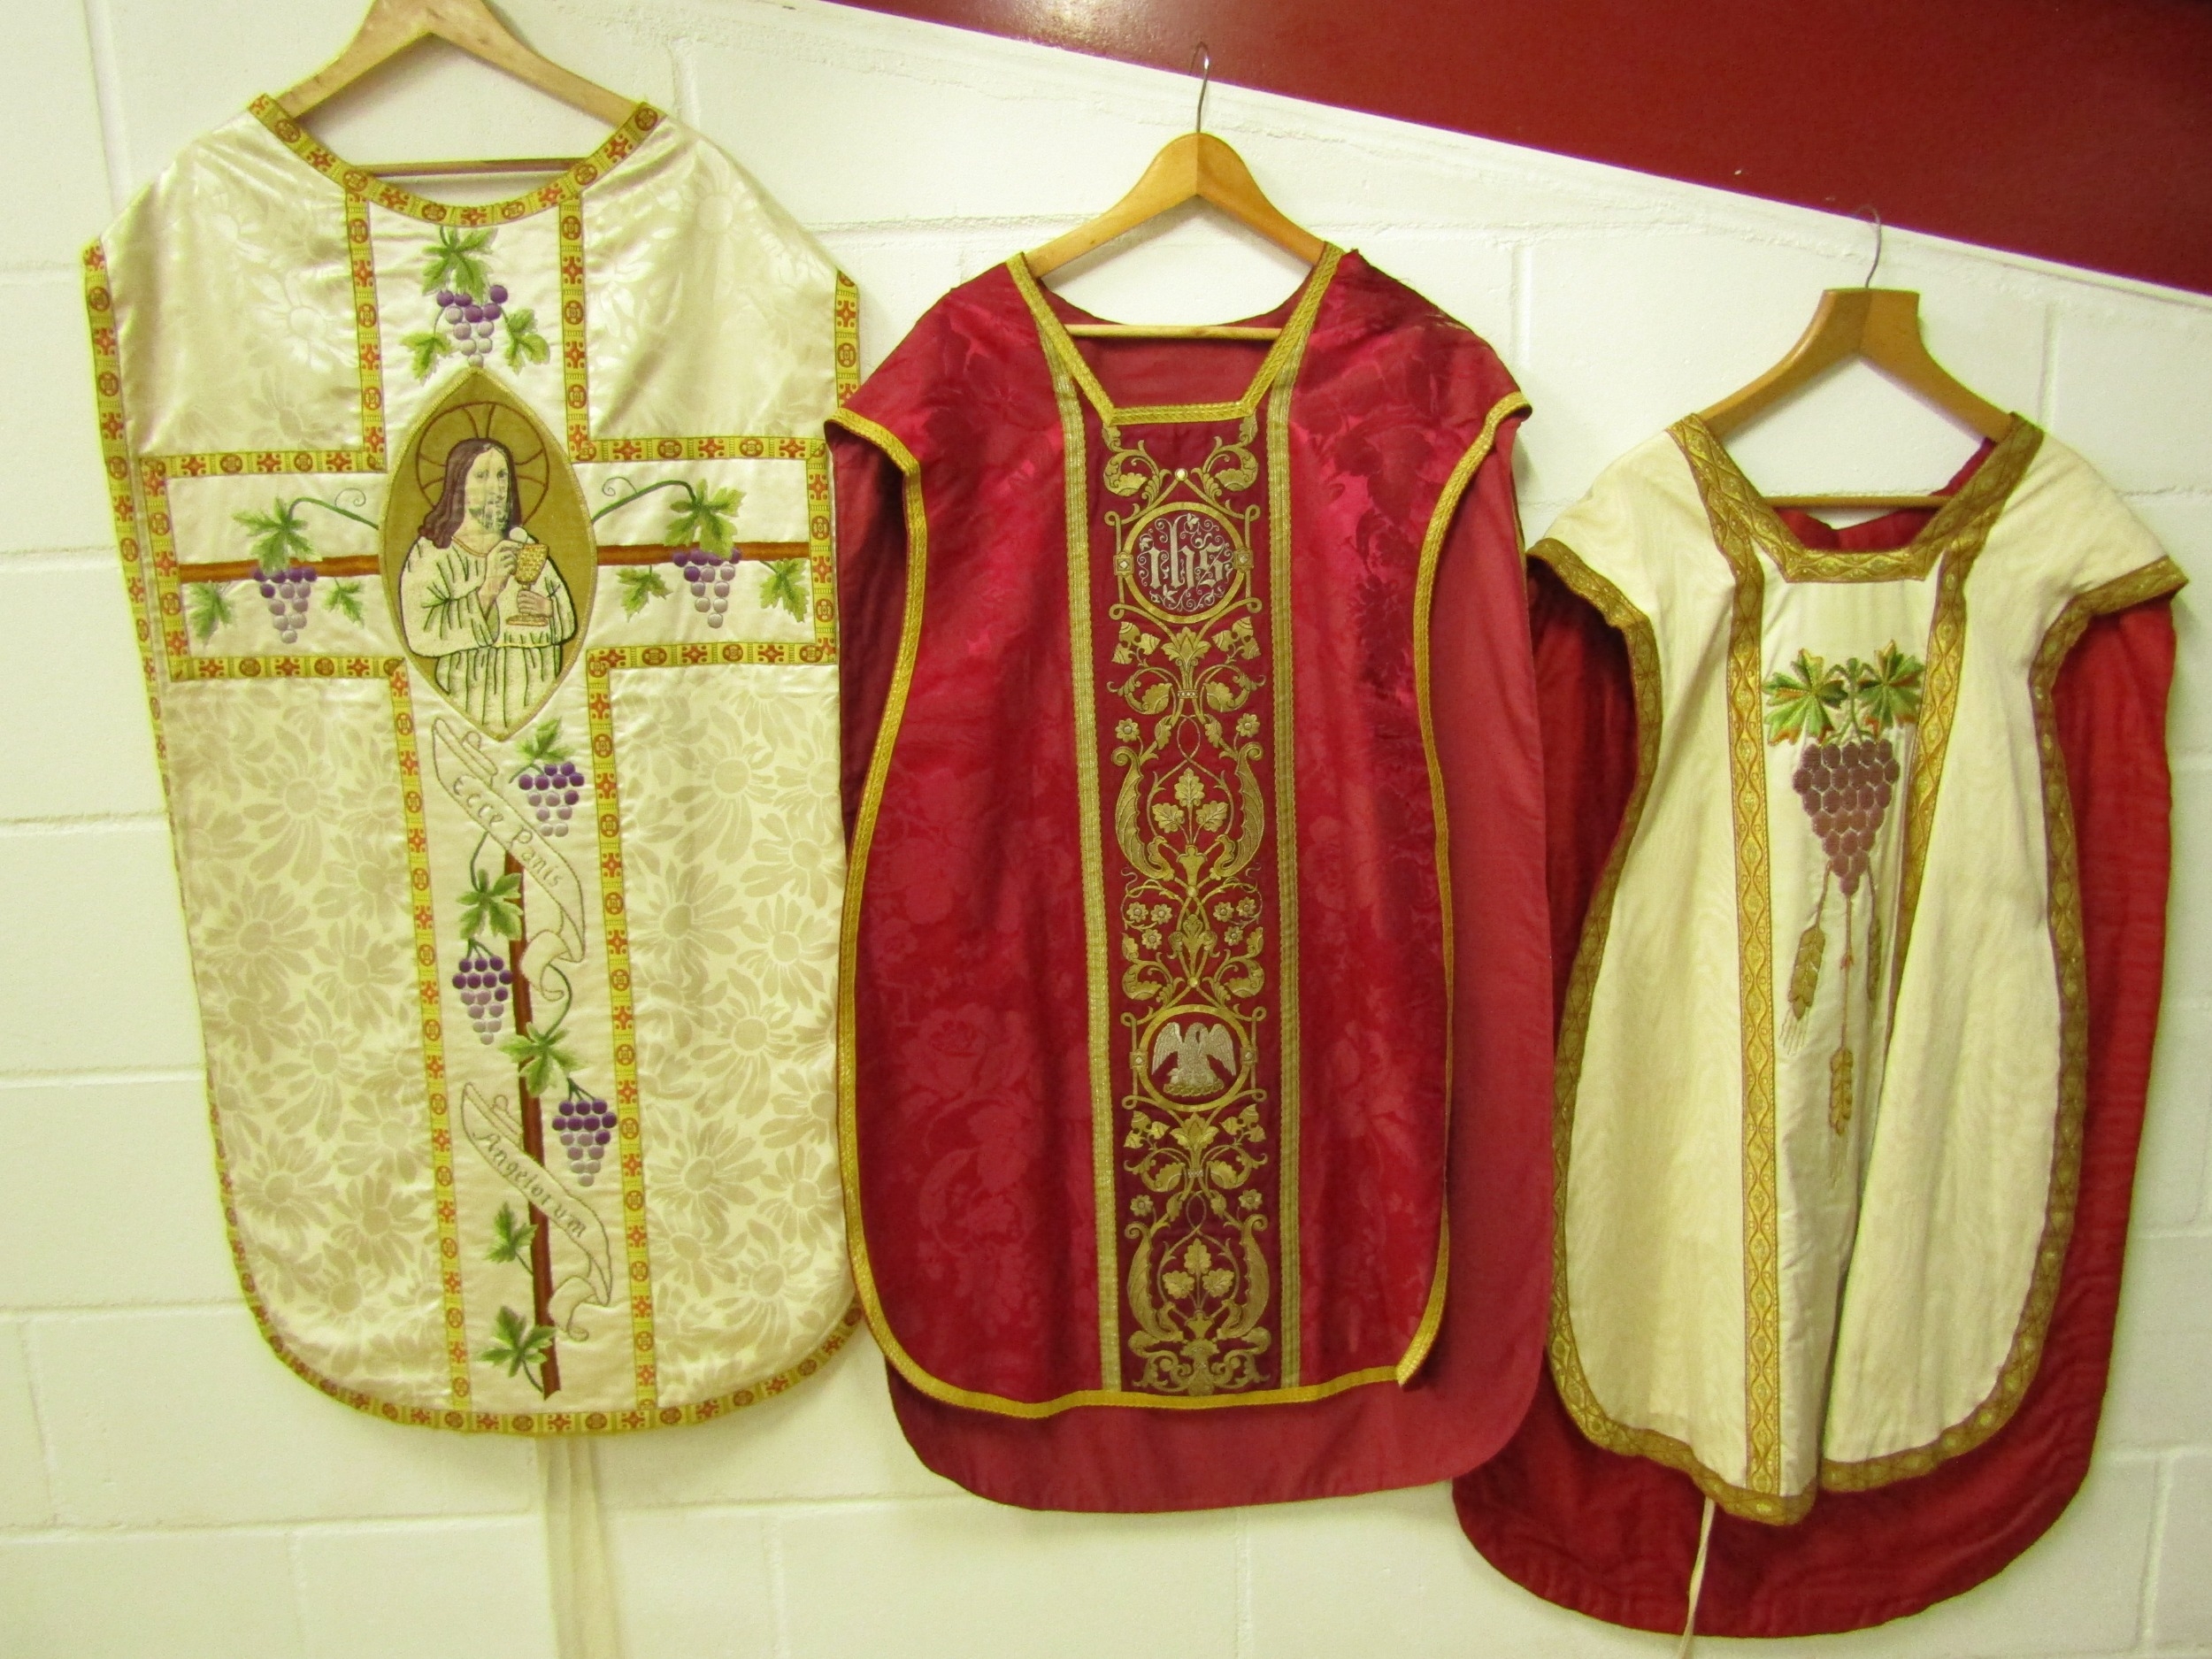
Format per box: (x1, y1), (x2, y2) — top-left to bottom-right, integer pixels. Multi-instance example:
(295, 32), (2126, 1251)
(827, 275), (1490, 1419)
(1528, 534), (1821, 1530)
(1540, 442), (2189, 1520)
(234, 1229), (866, 1437)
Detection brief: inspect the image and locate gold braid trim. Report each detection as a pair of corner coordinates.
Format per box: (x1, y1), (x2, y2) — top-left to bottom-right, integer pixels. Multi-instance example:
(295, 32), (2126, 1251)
(1396, 389), (1531, 1385)
(1006, 248), (1341, 427)
(1683, 445), (1789, 1501)
(1881, 424), (2046, 1018)
(250, 95), (664, 227)
(833, 302), (1468, 1417)
(1822, 552), (2186, 1491)
(1671, 412), (2041, 585)
(1035, 349), (1124, 1392)
(1533, 537), (1815, 1525)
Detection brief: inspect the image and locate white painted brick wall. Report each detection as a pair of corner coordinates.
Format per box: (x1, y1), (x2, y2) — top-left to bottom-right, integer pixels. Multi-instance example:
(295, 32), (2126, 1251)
(1, 2), (2206, 1653)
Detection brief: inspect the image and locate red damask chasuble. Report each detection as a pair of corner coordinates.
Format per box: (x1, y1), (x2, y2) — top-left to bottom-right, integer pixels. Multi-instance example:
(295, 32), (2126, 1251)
(828, 249), (1554, 1509)
(1455, 468), (2179, 1635)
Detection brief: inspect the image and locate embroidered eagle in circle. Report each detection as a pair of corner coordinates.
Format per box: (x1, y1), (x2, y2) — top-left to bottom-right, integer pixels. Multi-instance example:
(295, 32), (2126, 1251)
(1152, 1020), (1237, 1098)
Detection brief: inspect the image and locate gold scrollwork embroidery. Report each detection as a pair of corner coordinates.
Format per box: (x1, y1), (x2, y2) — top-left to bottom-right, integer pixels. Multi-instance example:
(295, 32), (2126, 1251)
(1104, 421), (1276, 1395)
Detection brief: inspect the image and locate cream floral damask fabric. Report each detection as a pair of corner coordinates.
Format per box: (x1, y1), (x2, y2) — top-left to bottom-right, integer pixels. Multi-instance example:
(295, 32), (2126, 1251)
(617, 667), (848, 1401)
(165, 680), (446, 1405)
(85, 98), (861, 1432)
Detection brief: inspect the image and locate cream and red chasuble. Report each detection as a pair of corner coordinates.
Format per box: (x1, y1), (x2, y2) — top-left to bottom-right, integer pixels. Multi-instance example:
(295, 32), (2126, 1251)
(83, 99), (864, 1432)
(830, 250), (1555, 1509)
(1518, 417), (2183, 1524)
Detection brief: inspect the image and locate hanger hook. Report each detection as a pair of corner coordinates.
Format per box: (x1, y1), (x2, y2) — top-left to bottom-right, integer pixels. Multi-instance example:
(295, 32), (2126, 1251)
(1860, 204), (1885, 288)
(1191, 42), (1212, 135)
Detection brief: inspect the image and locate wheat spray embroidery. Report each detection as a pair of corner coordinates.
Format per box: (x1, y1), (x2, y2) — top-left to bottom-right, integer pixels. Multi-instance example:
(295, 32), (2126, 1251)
(1763, 643), (1924, 1133)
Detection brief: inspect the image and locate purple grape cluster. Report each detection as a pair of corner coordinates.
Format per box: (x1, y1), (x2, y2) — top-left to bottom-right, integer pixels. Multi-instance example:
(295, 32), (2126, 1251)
(552, 1094), (615, 1187)
(257, 565), (318, 644)
(519, 758), (585, 838)
(434, 283), (509, 364)
(1790, 737), (1901, 898)
(672, 549), (737, 627)
(451, 949), (512, 1043)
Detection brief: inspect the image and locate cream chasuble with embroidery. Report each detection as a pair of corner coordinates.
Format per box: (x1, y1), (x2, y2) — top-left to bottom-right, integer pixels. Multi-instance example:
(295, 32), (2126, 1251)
(1540, 417), (2183, 1520)
(83, 99), (863, 1432)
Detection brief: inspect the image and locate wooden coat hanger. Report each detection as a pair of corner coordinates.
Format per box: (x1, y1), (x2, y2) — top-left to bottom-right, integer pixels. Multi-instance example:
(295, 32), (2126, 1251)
(1025, 47), (1325, 341)
(1698, 211), (2012, 511)
(276, 0), (635, 179)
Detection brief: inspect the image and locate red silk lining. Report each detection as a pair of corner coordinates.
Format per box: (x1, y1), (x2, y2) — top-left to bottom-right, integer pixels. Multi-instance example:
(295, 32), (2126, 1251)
(1454, 495), (2177, 1633)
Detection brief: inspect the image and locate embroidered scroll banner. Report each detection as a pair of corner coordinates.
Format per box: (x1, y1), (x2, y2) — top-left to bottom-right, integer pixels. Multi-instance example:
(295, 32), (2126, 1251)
(433, 718), (588, 983)
(460, 1084), (618, 1338)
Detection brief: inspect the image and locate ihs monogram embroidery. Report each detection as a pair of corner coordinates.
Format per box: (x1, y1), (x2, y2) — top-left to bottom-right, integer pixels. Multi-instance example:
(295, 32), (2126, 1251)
(1104, 419), (1276, 1395)
(1764, 642), (1925, 1133)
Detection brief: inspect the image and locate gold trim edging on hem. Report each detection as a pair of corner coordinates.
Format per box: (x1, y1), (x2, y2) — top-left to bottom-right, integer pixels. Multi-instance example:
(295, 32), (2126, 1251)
(1822, 551), (2186, 1488)
(1527, 537), (1816, 1524)
(827, 318), (1511, 1418)
(1396, 389), (1532, 1386)
(1540, 510), (2185, 1513)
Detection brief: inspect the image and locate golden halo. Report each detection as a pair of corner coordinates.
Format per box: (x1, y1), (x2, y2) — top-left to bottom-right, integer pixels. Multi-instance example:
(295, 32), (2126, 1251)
(412, 395), (554, 522)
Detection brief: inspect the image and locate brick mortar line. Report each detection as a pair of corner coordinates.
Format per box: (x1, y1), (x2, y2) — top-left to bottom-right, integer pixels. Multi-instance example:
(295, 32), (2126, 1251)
(0, 546), (128, 566)
(0, 1066), (200, 1090)
(766, 1507), (794, 1659)
(0, 812), (165, 835)
(0, 1498), (1020, 1547)
(7, 1301), (239, 1318)
(76, 0), (130, 212)
(280, 1530), (312, 1652)
(0, 1514), (545, 1543)
(2142, 1453), (2177, 1653)
(1233, 1509), (1255, 1659)
(669, 35), (702, 128)
(2039, 296), (2062, 429)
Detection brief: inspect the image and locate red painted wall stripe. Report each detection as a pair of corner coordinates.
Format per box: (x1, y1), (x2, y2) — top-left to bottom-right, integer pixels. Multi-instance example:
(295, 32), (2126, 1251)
(833, 0), (2212, 298)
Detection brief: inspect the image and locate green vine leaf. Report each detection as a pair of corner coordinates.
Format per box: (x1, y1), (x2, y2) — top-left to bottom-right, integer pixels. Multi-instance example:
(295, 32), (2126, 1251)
(323, 579), (365, 625)
(234, 498), (313, 574)
(403, 329), (452, 382)
(759, 557), (810, 623)
(185, 582), (235, 642)
(478, 1305), (555, 1379)
(459, 866), (524, 944)
(501, 1021), (580, 1097)
(618, 566), (672, 615)
(1853, 641), (1925, 737)
(514, 718), (570, 768)
(664, 482), (742, 558)
(421, 226), (495, 300)
(487, 1202), (534, 1264)
(503, 308), (551, 369)
(1763, 649), (1848, 746)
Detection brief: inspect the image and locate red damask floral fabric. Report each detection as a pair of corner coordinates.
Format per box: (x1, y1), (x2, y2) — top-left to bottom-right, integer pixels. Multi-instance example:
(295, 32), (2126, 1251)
(832, 252), (1554, 1509)
(1455, 478), (2178, 1634)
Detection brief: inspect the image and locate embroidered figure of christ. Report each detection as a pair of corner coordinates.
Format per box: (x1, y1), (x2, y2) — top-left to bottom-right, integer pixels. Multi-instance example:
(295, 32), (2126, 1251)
(399, 435), (577, 733)
(386, 370), (595, 738)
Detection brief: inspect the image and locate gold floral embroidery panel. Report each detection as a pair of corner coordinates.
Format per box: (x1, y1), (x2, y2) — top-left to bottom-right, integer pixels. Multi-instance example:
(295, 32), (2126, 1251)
(1091, 412), (1286, 1396)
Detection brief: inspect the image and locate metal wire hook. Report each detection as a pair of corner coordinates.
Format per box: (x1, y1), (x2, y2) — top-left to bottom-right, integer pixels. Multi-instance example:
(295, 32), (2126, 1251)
(1192, 42), (1212, 135)
(1861, 204), (1886, 287)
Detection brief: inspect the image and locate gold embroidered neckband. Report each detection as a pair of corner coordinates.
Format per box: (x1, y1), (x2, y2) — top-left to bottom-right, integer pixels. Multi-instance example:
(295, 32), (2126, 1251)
(1009, 247), (1343, 428)
(250, 95), (664, 226)
(1672, 411), (2042, 586)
